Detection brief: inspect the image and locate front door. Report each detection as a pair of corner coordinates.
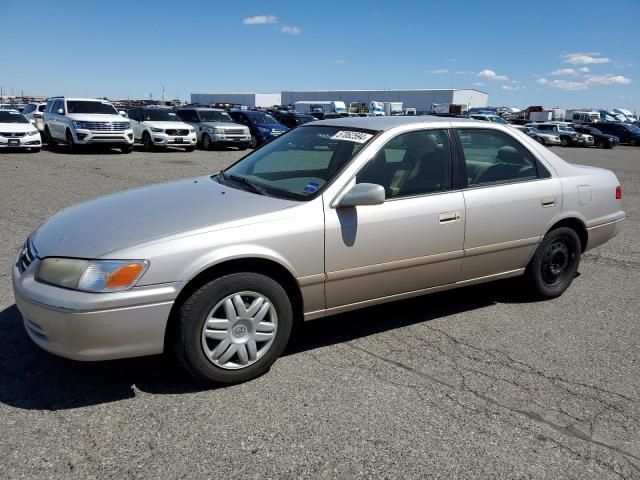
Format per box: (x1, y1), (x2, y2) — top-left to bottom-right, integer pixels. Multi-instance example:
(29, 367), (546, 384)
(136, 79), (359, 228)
(324, 128), (466, 309)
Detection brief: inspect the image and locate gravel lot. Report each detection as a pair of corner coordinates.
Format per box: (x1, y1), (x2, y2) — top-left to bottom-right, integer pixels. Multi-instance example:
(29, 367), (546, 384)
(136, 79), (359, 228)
(1, 144), (639, 479)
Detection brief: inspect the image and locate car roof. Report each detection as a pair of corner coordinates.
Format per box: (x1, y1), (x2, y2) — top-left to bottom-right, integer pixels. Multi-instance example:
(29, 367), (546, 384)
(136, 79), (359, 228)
(179, 107), (224, 112)
(305, 115), (480, 132)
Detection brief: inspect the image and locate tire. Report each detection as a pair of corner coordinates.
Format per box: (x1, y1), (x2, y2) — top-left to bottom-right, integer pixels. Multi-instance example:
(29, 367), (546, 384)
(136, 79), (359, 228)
(31, 148), (41, 153)
(560, 137), (569, 147)
(630, 138), (638, 147)
(45, 127), (56, 147)
(121, 145), (134, 154)
(250, 135), (258, 149)
(142, 131), (153, 152)
(66, 129), (76, 153)
(596, 140), (605, 149)
(525, 227), (581, 299)
(185, 146), (195, 152)
(538, 137), (546, 145)
(173, 272), (293, 384)
(201, 133), (212, 150)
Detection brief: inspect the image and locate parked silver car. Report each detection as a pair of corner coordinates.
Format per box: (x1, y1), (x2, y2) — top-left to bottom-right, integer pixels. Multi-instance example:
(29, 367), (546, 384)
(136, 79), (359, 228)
(13, 117), (625, 384)
(176, 108), (251, 150)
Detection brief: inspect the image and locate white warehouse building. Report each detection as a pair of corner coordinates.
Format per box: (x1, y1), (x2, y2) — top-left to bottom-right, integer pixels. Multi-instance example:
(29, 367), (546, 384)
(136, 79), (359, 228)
(281, 89), (488, 112)
(190, 92), (281, 108)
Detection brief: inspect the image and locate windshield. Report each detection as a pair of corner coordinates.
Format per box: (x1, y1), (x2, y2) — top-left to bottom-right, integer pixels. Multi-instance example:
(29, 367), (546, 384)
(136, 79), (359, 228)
(622, 124), (640, 132)
(199, 110), (233, 123)
(223, 126), (376, 200)
(489, 116), (507, 124)
(246, 112), (278, 125)
(558, 125), (575, 132)
(0, 111), (29, 123)
(586, 127), (602, 135)
(143, 110), (181, 122)
(66, 101), (119, 115)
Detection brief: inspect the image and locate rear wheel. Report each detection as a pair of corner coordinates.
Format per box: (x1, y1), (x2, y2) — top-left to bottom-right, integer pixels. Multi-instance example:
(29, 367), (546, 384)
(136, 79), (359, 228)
(142, 131), (153, 152)
(173, 272), (293, 384)
(201, 133), (212, 150)
(630, 138), (638, 147)
(525, 227), (581, 299)
(560, 137), (569, 147)
(45, 127), (56, 147)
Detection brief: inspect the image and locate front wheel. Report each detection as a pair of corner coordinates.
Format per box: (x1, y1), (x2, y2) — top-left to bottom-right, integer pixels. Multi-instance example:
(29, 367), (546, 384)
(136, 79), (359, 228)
(66, 129), (77, 153)
(525, 227), (581, 299)
(630, 138), (638, 147)
(142, 131), (153, 152)
(250, 135), (258, 149)
(173, 272), (293, 384)
(121, 145), (133, 154)
(560, 137), (569, 147)
(185, 146), (195, 152)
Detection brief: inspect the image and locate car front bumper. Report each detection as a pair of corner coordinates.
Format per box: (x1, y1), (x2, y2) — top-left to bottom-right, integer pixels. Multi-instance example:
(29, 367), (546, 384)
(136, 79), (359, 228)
(211, 133), (251, 144)
(73, 129), (134, 145)
(0, 135), (42, 148)
(12, 259), (181, 361)
(152, 132), (197, 146)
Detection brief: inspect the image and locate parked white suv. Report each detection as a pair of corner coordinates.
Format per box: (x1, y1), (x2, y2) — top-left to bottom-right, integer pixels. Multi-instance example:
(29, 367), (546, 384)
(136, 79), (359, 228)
(22, 102), (47, 134)
(127, 107), (196, 152)
(43, 97), (134, 153)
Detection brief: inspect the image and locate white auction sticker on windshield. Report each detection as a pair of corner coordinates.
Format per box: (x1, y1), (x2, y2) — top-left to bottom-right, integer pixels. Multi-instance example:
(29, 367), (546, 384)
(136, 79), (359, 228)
(331, 131), (373, 143)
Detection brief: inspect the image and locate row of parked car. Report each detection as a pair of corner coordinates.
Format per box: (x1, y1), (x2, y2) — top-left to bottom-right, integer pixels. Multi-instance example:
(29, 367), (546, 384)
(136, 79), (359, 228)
(2, 97), (639, 153)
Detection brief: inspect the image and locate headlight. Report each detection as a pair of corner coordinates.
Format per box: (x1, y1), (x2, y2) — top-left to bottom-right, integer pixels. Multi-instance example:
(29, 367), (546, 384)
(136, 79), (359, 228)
(37, 258), (149, 293)
(213, 127), (225, 134)
(257, 127), (271, 134)
(150, 127), (164, 133)
(189, 128), (195, 133)
(72, 121), (89, 129)
(123, 122), (131, 129)
(29, 130), (40, 136)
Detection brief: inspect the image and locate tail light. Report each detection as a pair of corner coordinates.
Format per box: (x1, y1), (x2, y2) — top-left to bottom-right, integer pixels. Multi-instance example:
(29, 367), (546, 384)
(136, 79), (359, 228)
(616, 186), (622, 200)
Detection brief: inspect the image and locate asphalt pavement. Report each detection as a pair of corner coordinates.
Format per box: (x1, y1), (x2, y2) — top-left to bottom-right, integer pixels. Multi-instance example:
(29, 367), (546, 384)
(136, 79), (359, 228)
(0, 144), (639, 479)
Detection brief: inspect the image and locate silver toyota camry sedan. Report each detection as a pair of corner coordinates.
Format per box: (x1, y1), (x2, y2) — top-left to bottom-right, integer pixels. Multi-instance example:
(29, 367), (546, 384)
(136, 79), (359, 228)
(12, 116), (625, 384)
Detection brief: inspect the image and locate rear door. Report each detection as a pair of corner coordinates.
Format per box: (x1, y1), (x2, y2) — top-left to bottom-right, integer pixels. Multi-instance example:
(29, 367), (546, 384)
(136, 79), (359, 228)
(456, 127), (562, 280)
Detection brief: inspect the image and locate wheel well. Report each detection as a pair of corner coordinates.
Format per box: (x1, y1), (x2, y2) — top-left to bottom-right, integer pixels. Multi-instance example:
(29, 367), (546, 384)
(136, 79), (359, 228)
(164, 258), (304, 351)
(548, 218), (588, 252)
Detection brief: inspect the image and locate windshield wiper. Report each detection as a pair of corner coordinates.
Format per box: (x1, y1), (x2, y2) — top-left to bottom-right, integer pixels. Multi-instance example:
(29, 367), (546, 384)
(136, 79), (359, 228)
(216, 169), (226, 185)
(228, 174), (269, 196)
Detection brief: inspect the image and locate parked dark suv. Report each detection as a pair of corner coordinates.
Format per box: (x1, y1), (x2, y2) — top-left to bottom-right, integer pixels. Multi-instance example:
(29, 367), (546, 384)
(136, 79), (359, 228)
(227, 110), (289, 148)
(572, 125), (619, 149)
(271, 111), (315, 130)
(592, 122), (640, 146)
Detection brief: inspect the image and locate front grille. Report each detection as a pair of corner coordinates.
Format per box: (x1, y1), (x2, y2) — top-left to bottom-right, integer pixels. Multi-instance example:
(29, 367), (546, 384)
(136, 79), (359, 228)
(0, 132), (26, 137)
(82, 122), (129, 131)
(165, 129), (189, 136)
(17, 238), (37, 274)
(224, 129), (246, 136)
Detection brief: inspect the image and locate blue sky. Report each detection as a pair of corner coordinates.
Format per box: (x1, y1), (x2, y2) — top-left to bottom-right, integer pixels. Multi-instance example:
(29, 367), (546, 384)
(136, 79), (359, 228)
(2, 0), (638, 110)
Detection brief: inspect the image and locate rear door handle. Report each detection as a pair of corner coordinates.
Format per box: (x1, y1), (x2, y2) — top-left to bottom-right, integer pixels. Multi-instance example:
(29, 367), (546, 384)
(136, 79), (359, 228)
(541, 196), (556, 208)
(439, 211), (460, 223)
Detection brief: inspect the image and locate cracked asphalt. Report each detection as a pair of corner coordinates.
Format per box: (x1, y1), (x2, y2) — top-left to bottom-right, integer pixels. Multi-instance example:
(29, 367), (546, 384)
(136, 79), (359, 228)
(0, 144), (639, 479)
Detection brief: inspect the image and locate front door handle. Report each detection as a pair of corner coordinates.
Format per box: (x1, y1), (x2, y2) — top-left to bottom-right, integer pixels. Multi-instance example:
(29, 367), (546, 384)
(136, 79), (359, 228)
(439, 211), (461, 223)
(541, 196), (556, 208)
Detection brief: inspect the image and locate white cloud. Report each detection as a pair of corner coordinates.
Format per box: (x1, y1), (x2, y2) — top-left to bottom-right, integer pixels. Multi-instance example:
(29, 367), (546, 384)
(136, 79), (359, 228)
(472, 82), (486, 87)
(429, 69), (449, 74)
(551, 68), (580, 76)
(585, 74), (631, 86)
(455, 70), (473, 75)
(477, 69), (509, 81)
(502, 85), (521, 91)
(281, 25), (301, 35)
(447, 58), (457, 62)
(334, 59), (347, 65)
(536, 78), (588, 90)
(578, 67), (590, 73)
(242, 15), (277, 25)
(563, 52), (610, 65)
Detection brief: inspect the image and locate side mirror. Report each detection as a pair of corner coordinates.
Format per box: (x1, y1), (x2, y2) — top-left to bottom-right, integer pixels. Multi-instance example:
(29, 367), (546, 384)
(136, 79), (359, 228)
(336, 183), (385, 208)
(57, 108), (65, 115)
(119, 110), (126, 116)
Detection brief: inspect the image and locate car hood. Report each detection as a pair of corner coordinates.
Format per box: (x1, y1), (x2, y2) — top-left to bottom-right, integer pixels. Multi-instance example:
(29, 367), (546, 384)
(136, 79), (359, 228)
(142, 121), (191, 130)
(200, 122), (247, 129)
(256, 123), (288, 131)
(0, 122), (38, 133)
(66, 113), (128, 122)
(31, 176), (298, 259)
